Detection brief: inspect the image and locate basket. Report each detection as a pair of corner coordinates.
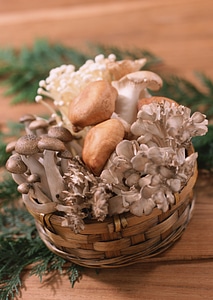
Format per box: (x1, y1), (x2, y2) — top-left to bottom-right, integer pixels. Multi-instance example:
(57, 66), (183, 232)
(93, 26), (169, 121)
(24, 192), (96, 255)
(5, 54), (207, 269)
(25, 145), (197, 269)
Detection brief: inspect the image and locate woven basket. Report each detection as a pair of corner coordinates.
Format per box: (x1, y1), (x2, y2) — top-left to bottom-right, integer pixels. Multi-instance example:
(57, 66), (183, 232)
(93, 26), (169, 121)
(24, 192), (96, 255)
(25, 145), (197, 268)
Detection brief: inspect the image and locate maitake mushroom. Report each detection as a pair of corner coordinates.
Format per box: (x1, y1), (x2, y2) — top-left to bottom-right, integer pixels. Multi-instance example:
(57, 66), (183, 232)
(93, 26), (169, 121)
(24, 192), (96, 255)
(5, 54), (208, 233)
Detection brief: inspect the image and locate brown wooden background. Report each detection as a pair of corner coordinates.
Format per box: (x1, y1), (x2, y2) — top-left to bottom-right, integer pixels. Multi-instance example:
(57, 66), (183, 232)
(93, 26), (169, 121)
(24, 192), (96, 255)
(1, 1), (213, 299)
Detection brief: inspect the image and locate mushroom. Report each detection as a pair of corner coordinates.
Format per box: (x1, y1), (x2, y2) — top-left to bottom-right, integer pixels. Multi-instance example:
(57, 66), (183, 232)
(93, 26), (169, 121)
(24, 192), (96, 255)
(82, 118), (125, 176)
(35, 95), (62, 126)
(5, 153), (28, 185)
(15, 134), (40, 156)
(47, 125), (82, 155)
(107, 58), (147, 80)
(17, 182), (31, 194)
(57, 149), (73, 173)
(14, 134), (51, 198)
(48, 125), (73, 142)
(108, 195), (129, 216)
(27, 173), (41, 183)
(19, 114), (36, 135)
(37, 135), (66, 202)
(26, 173), (52, 204)
(28, 118), (49, 136)
(22, 193), (56, 215)
(17, 172), (52, 204)
(137, 96), (179, 111)
(68, 80), (118, 132)
(5, 140), (17, 154)
(112, 70), (163, 124)
(31, 182), (52, 204)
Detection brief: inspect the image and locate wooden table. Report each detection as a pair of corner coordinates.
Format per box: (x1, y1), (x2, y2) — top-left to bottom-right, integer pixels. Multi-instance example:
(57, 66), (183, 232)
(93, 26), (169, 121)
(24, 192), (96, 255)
(1, 1), (213, 299)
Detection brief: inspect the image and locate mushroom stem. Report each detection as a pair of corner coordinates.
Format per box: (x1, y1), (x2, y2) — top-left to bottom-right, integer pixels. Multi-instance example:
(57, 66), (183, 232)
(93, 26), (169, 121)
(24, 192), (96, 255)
(12, 173), (27, 185)
(21, 155), (51, 198)
(66, 140), (83, 156)
(112, 71), (163, 124)
(42, 150), (65, 202)
(22, 193), (57, 215)
(35, 95), (62, 126)
(32, 182), (52, 204)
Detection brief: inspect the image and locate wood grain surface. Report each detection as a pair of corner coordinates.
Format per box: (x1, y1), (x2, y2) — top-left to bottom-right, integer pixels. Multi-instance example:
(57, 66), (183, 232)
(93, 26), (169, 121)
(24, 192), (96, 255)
(1, 1), (213, 299)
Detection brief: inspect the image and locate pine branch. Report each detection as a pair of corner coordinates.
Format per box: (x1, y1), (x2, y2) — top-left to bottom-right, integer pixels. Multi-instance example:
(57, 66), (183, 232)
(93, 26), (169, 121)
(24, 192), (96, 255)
(88, 43), (162, 67)
(0, 39), (90, 104)
(192, 124), (213, 170)
(0, 204), (82, 299)
(0, 40), (161, 104)
(155, 74), (213, 119)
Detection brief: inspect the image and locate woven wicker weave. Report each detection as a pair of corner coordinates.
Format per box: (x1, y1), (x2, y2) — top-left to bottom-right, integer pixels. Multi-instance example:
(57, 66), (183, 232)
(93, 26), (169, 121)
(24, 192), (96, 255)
(25, 145), (197, 268)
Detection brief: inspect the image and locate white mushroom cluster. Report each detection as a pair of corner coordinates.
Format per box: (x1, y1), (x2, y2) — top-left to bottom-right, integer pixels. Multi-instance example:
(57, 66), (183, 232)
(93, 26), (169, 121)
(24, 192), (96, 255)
(6, 54), (208, 233)
(36, 54), (147, 126)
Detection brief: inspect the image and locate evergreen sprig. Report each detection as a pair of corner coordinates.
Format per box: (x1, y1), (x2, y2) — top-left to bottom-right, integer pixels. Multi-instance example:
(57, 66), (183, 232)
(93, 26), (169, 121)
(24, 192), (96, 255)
(0, 201), (82, 300)
(0, 39), (90, 104)
(0, 39), (161, 104)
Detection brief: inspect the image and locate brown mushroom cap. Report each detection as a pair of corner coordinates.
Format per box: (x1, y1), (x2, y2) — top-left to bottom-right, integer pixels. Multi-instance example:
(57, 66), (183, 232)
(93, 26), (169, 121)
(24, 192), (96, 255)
(138, 96), (179, 110)
(28, 119), (49, 131)
(27, 173), (41, 183)
(6, 153), (28, 174)
(68, 80), (118, 131)
(107, 58), (147, 81)
(15, 134), (40, 155)
(17, 182), (31, 194)
(57, 149), (73, 159)
(5, 140), (17, 153)
(48, 126), (73, 143)
(82, 118), (125, 175)
(19, 114), (36, 124)
(37, 135), (66, 152)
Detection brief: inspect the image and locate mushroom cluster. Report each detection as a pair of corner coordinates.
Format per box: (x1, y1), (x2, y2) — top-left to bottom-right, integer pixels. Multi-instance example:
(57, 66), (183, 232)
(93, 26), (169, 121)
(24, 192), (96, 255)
(6, 54), (208, 233)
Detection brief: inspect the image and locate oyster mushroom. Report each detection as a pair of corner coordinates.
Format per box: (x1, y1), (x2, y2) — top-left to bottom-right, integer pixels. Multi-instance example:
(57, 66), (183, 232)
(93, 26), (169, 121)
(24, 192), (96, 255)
(137, 96), (178, 111)
(112, 70), (163, 124)
(37, 135), (66, 202)
(108, 195), (129, 216)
